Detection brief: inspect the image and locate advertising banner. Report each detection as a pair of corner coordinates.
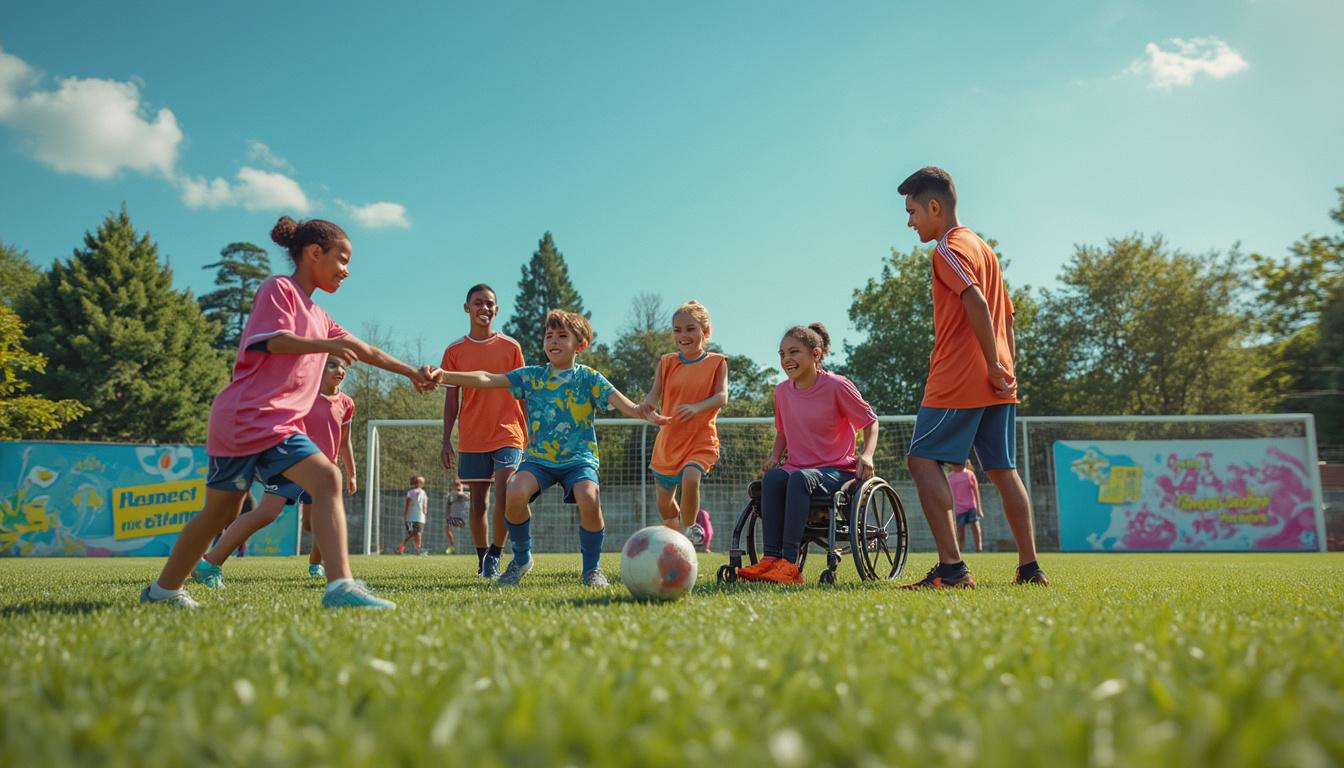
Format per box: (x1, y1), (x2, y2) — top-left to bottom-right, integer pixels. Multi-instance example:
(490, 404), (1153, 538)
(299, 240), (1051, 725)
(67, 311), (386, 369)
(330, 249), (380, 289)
(1054, 438), (1322, 552)
(0, 442), (298, 557)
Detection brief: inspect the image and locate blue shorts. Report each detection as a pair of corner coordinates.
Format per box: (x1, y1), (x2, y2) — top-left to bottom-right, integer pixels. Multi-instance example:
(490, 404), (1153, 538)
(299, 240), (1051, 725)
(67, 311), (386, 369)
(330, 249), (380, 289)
(651, 462), (706, 491)
(909, 404), (1017, 470)
(207, 434), (321, 492)
(518, 460), (599, 504)
(263, 479), (312, 507)
(956, 509), (981, 526)
(459, 446), (524, 482)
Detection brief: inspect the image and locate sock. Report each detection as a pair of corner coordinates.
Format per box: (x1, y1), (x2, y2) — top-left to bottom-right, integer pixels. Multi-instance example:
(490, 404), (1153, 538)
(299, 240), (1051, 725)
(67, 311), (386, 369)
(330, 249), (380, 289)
(476, 547), (487, 569)
(487, 545), (502, 559)
(506, 519), (532, 564)
(325, 578), (352, 593)
(147, 582), (182, 599)
(579, 527), (604, 574)
(1018, 559), (1040, 575)
(937, 561), (968, 578)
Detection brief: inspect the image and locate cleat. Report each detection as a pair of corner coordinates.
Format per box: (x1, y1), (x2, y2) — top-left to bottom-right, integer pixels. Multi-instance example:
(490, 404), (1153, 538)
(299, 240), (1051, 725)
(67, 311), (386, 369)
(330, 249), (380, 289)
(308, 563), (325, 579)
(395, 545), (405, 555)
(1015, 565), (1050, 586)
(757, 559), (803, 585)
(495, 557), (533, 586)
(191, 559), (224, 589)
(737, 556), (779, 582)
(685, 523), (705, 547)
(582, 568), (610, 588)
(900, 563), (975, 590)
(140, 585), (201, 609)
(321, 580), (396, 609)
(480, 554), (502, 580)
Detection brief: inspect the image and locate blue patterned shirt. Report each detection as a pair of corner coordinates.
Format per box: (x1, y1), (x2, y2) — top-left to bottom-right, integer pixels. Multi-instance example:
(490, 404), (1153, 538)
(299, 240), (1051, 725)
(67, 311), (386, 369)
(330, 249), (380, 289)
(506, 364), (615, 468)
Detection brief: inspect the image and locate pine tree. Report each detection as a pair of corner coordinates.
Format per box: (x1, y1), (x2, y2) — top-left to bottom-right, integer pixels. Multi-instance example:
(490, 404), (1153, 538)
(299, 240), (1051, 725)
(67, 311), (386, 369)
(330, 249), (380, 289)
(199, 242), (272, 350)
(19, 207), (229, 442)
(503, 231), (590, 363)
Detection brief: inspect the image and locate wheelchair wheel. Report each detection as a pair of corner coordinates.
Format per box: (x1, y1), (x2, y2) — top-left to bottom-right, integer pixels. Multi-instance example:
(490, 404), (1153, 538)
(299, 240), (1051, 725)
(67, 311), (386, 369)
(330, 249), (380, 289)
(849, 480), (908, 579)
(818, 569), (835, 585)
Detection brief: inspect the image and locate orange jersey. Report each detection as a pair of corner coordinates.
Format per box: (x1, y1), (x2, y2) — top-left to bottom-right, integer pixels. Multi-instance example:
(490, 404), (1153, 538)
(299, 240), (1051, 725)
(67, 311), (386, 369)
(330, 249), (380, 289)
(650, 352), (726, 475)
(440, 333), (527, 452)
(923, 227), (1017, 409)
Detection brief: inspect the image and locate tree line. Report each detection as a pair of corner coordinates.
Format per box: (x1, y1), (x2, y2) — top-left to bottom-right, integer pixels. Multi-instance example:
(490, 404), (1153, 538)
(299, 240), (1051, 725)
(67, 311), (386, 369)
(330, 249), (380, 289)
(1, 191), (1340, 456)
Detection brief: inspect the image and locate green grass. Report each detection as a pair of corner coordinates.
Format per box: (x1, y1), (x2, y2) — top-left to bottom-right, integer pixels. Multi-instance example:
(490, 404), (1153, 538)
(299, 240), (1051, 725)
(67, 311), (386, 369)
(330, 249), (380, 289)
(1, 553), (1342, 767)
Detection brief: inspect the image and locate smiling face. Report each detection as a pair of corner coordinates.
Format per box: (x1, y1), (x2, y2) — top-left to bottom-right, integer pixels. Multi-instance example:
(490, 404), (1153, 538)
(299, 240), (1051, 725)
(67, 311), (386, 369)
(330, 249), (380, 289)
(671, 310), (708, 358)
(778, 334), (820, 382)
(904, 195), (942, 243)
(464, 288), (498, 331)
(305, 238), (353, 293)
(320, 355), (348, 394)
(543, 324), (585, 368)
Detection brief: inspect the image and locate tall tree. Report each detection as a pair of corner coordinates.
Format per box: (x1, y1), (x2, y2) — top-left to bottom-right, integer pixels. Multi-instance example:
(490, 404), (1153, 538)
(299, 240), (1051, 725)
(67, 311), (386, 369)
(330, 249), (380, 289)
(19, 207), (229, 442)
(0, 241), (40, 308)
(0, 305), (89, 438)
(603, 292), (668, 398)
(503, 232), (589, 363)
(199, 242), (272, 350)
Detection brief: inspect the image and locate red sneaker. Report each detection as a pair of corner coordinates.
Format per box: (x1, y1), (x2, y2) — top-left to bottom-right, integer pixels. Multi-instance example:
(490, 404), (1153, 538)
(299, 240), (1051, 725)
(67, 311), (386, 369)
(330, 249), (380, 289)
(900, 563), (975, 590)
(758, 559), (803, 585)
(737, 556), (779, 582)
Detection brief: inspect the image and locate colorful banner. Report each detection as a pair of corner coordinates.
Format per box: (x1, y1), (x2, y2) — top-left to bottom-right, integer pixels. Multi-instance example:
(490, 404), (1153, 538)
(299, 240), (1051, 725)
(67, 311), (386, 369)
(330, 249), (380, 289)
(0, 442), (298, 557)
(1054, 438), (1321, 552)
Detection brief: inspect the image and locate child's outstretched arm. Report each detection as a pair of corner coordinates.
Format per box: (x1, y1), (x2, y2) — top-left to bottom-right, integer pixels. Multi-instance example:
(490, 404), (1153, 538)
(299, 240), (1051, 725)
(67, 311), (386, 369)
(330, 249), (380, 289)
(674, 360), (729, 422)
(264, 333), (435, 392)
(607, 390), (671, 425)
(427, 369), (512, 389)
(638, 366), (664, 420)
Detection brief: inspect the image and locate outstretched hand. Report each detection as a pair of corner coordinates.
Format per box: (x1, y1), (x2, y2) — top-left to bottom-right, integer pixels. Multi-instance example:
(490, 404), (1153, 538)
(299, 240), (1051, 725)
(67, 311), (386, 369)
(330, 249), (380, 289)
(645, 409), (672, 426)
(409, 366), (437, 394)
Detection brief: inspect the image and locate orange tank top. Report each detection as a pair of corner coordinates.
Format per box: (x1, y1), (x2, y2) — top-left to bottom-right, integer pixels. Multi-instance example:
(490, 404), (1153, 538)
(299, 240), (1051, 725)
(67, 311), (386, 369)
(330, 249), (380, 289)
(649, 352), (726, 475)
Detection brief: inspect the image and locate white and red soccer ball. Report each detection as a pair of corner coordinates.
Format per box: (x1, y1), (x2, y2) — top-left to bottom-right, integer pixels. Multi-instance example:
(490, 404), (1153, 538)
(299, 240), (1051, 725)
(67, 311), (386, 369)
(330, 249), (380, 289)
(620, 526), (698, 600)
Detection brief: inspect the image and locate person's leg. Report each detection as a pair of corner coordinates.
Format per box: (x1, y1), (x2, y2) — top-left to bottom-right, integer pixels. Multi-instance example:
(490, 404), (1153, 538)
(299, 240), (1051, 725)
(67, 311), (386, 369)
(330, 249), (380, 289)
(779, 469), (849, 565)
(205, 494), (286, 566)
(678, 466), (704, 529)
(504, 469), (540, 558)
(413, 524), (423, 553)
(987, 470), (1037, 565)
(571, 478), (605, 579)
(759, 467), (791, 558)
(280, 454), (351, 582)
(468, 482), (489, 551)
(909, 456), (962, 564)
(155, 488), (246, 590)
(971, 404), (1039, 569)
(957, 522), (967, 549)
(490, 460), (518, 550)
(656, 484), (679, 527)
(972, 520), (983, 552)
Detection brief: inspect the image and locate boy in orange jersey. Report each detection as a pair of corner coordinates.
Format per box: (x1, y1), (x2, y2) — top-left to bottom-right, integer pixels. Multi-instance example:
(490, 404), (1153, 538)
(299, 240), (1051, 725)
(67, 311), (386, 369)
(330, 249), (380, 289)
(439, 284), (529, 579)
(896, 167), (1047, 589)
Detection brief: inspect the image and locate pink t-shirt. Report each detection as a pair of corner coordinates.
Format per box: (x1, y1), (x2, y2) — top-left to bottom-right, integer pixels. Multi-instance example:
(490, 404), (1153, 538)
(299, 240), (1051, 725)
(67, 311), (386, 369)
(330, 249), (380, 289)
(303, 391), (355, 462)
(773, 370), (877, 472)
(206, 275), (347, 457)
(948, 467), (979, 513)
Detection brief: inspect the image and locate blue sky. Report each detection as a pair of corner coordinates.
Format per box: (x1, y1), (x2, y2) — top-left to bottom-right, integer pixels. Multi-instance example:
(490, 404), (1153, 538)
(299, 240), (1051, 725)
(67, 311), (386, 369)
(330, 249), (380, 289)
(1, 1), (1341, 372)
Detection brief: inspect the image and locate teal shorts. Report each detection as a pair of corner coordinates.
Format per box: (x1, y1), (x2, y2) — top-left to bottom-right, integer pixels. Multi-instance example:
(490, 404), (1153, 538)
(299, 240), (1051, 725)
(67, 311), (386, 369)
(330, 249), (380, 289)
(651, 462), (706, 491)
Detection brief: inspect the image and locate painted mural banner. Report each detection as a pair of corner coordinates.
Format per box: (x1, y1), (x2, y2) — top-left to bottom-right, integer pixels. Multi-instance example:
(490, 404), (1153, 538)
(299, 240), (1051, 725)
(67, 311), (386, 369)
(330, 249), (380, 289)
(0, 441), (298, 557)
(1054, 438), (1323, 552)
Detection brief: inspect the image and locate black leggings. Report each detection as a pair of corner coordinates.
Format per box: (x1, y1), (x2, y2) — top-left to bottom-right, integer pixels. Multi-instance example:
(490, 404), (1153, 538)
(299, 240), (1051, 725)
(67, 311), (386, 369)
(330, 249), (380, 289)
(760, 467), (853, 564)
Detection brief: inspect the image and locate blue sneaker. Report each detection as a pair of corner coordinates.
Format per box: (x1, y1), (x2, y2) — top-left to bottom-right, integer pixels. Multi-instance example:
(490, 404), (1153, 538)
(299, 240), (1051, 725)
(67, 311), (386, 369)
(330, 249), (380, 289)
(495, 557), (533, 586)
(139, 585), (200, 609)
(191, 560), (224, 589)
(321, 580), (396, 609)
(308, 563), (325, 579)
(481, 554), (502, 580)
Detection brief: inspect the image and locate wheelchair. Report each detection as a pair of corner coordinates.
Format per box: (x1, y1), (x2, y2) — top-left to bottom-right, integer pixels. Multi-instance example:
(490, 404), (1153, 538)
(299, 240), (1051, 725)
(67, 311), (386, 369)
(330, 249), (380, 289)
(715, 474), (909, 585)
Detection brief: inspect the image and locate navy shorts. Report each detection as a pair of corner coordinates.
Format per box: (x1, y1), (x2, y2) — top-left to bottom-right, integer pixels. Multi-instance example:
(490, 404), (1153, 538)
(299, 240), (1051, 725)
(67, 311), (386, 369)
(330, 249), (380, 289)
(909, 404), (1017, 470)
(207, 434), (321, 492)
(459, 446), (524, 482)
(263, 479), (312, 507)
(518, 460), (599, 504)
(956, 509), (981, 526)
(651, 462), (706, 491)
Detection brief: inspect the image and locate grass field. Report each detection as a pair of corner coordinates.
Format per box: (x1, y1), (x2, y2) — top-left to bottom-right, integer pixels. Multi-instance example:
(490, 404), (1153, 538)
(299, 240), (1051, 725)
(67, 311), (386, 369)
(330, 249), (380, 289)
(1, 552), (1341, 767)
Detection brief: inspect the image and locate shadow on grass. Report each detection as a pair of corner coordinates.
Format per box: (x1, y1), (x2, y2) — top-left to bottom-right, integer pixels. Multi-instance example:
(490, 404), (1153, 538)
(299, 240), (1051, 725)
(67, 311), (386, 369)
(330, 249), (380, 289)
(0, 600), (114, 617)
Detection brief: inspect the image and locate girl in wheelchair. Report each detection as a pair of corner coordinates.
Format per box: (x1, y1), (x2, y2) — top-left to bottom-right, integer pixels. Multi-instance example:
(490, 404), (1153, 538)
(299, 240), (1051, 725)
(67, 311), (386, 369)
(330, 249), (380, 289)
(739, 323), (879, 584)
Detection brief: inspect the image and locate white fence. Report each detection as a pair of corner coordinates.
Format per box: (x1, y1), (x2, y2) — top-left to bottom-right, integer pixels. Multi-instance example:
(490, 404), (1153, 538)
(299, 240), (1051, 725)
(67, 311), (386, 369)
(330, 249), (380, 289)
(356, 414), (1326, 555)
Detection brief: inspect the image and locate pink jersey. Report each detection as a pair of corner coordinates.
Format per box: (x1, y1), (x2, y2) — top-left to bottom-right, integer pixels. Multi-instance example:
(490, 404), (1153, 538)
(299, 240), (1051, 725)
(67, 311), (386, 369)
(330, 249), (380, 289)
(773, 371), (877, 472)
(948, 467), (979, 513)
(206, 275), (347, 457)
(304, 391), (354, 462)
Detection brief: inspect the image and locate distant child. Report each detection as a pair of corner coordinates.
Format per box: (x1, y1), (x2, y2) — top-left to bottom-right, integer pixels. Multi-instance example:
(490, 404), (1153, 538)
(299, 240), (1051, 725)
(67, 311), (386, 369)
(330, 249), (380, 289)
(439, 283), (529, 579)
(142, 215), (432, 610)
(897, 167), (1047, 588)
(445, 478), (469, 554)
(397, 475), (429, 555)
(740, 324), (878, 585)
(638, 300), (728, 540)
(948, 460), (984, 552)
(193, 354), (357, 584)
(429, 309), (668, 587)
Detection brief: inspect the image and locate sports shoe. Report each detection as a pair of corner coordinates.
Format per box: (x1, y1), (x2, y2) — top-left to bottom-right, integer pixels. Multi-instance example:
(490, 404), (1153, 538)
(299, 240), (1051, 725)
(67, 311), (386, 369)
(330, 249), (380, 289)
(757, 559), (803, 585)
(495, 557), (533, 586)
(582, 568), (610, 588)
(308, 563), (325, 579)
(139, 585), (201, 609)
(395, 545), (405, 555)
(191, 559), (224, 589)
(321, 580), (396, 609)
(900, 563), (976, 590)
(419, 550), (428, 557)
(1014, 564), (1050, 586)
(737, 556), (779, 582)
(480, 554), (502, 580)
(685, 523), (705, 547)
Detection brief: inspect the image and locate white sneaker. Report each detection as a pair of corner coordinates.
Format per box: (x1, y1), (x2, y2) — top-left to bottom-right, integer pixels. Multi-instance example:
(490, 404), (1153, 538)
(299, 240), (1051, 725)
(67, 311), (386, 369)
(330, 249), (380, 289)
(139, 585), (200, 609)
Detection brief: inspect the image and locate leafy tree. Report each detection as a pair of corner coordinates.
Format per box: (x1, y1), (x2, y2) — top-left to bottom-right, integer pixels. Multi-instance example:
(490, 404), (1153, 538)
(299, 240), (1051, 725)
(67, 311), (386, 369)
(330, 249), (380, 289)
(602, 292), (669, 398)
(503, 232), (589, 364)
(199, 242), (272, 350)
(0, 241), (40, 308)
(0, 305), (88, 438)
(19, 207), (229, 442)
(719, 352), (776, 417)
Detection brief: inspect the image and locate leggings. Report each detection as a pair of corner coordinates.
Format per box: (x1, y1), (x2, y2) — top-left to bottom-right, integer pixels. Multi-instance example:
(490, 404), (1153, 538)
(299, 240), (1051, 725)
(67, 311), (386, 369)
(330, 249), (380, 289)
(761, 466), (853, 564)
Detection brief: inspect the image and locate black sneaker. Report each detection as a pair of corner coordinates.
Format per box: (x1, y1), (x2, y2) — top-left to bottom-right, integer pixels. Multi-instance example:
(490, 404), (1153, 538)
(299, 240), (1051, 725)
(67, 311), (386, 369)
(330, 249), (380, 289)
(1014, 564), (1050, 586)
(900, 563), (975, 590)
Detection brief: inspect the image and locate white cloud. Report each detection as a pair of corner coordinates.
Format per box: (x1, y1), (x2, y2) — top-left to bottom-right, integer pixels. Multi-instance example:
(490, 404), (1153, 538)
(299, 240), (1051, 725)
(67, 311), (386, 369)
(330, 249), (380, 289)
(1129, 37), (1248, 89)
(180, 166), (311, 213)
(341, 200), (412, 229)
(246, 140), (293, 172)
(0, 46), (182, 179)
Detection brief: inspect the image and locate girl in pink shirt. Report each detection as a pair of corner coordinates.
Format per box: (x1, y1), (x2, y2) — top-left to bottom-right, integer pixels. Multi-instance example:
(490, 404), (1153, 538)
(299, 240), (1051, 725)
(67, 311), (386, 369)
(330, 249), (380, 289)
(740, 323), (878, 585)
(143, 216), (432, 610)
(948, 460), (984, 552)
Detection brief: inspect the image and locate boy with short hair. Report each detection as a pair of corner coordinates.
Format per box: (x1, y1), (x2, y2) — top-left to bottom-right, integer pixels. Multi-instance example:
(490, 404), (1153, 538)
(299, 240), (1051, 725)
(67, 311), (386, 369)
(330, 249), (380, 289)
(428, 310), (668, 587)
(397, 475), (429, 555)
(897, 166), (1048, 588)
(439, 283), (529, 579)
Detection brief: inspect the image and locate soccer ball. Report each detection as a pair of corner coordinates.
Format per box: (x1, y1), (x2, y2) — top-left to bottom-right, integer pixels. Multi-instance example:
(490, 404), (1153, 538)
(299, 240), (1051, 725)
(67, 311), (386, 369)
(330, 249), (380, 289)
(620, 526), (698, 601)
